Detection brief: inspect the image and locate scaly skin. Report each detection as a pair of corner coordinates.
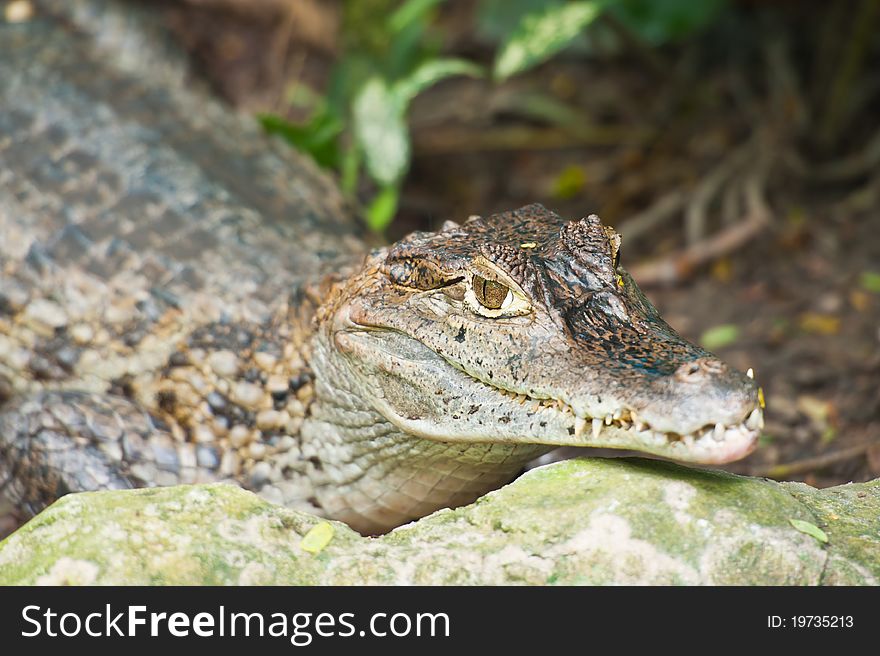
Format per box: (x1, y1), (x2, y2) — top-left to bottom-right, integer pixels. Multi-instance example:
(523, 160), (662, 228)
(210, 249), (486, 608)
(0, 5), (761, 535)
(305, 206), (763, 530)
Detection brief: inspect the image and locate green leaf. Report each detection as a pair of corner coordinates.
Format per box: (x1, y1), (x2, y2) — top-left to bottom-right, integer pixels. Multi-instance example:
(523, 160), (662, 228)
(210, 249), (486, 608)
(494, 1), (603, 80)
(352, 77), (410, 185)
(258, 113), (342, 169)
(340, 144), (361, 195)
(700, 324), (740, 351)
(393, 58), (484, 104)
(788, 519), (829, 544)
(389, 0), (444, 33)
(610, 0), (728, 45)
(300, 521), (335, 554)
(366, 185), (400, 232)
(860, 271), (880, 294)
(477, 0), (558, 44)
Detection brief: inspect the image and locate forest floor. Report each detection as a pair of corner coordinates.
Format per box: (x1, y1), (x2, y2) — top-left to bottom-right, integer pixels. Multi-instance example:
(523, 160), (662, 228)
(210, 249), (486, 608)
(147, 0), (880, 488)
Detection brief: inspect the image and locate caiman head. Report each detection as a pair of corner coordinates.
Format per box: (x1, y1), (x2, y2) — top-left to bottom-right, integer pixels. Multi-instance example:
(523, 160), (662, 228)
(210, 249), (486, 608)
(307, 203), (762, 532)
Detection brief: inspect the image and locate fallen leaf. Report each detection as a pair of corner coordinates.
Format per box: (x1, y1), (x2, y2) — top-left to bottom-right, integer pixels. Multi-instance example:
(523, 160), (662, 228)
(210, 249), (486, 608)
(711, 258), (732, 282)
(860, 271), (880, 294)
(300, 521), (335, 554)
(552, 165), (586, 200)
(789, 519), (828, 543)
(849, 290), (871, 312)
(798, 312), (840, 335)
(796, 395), (836, 432)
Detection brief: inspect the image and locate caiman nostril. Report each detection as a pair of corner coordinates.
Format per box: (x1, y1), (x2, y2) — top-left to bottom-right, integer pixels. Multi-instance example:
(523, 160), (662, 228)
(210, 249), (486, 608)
(699, 358), (726, 374)
(675, 357), (726, 382)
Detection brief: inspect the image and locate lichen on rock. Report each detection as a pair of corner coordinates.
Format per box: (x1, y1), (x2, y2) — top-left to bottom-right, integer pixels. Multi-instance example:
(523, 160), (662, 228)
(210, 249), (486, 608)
(0, 458), (876, 585)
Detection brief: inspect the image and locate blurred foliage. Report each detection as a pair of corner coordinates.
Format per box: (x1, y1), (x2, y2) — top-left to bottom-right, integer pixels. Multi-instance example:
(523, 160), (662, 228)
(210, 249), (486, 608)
(491, 1), (602, 80)
(860, 271), (880, 294)
(552, 164), (588, 200)
(263, 0), (730, 231)
(700, 324), (740, 351)
(261, 0), (481, 231)
(607, 0), (729, 45)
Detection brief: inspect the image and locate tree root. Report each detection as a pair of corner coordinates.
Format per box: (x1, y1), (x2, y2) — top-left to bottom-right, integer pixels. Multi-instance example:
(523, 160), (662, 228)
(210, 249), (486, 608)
(627, 206), (769, 286)
(615, 190), (686, 243)
(626, 135), (773, 286)
(750, 442), (875, 480)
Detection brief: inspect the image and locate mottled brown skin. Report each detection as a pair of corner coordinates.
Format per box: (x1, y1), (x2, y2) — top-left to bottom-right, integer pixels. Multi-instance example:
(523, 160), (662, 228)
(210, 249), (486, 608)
(0, 4), (762, 535)
(378, 207), (754, 432)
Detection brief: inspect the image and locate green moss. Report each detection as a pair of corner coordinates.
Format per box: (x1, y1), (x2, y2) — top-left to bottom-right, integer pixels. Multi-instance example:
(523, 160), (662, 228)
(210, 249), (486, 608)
(1, 459), (877, 585)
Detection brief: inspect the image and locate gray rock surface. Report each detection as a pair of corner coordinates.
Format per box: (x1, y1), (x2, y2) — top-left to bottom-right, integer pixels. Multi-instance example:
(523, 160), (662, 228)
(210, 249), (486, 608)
(0, 458), (876, 585)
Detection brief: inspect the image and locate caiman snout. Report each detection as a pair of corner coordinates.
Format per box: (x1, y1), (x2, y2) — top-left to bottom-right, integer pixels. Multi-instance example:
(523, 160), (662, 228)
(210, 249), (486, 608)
(636, 356), (760, 436)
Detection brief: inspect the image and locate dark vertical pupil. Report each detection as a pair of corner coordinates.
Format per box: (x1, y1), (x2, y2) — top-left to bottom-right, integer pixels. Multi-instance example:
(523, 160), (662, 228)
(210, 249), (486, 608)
(473, 275), (508, 309)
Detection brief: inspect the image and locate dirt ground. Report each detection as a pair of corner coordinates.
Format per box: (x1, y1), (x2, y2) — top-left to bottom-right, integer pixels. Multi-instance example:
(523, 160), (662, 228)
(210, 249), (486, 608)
(149, 0), (880, 489)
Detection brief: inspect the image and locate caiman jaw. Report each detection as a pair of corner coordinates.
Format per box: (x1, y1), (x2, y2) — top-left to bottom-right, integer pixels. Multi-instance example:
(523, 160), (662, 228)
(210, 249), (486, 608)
(491, 385), (762, 464)
(334, 322), (762, 466)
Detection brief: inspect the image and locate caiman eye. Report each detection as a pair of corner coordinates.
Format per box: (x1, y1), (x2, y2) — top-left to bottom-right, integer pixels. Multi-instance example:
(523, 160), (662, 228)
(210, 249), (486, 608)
(472, 275), (511, 310)
(464, 258), (532, 318)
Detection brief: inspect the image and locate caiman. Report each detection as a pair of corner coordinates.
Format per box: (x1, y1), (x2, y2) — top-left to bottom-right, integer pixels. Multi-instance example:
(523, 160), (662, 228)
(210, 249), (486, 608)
(0, 1), (763, 535)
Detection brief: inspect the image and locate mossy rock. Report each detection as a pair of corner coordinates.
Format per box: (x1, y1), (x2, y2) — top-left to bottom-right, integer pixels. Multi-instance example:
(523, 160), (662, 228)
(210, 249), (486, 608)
(1, 458), (877, 585)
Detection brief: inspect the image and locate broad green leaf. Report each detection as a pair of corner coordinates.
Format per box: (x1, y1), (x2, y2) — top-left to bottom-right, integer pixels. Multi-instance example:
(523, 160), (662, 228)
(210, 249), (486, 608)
(258, 113), (342, 169)
(353, 77), (410, 185)
(300, 521), (335, 554)
(366, 185), (400, 232)
(494, 1), (603, 80)
(259, 113), (300, 141)
(788, 519), (829, 544)
(393, 58), (484, 104)
(610, 0), (728, 45)
(477, 0), (559, 44)
(389, 0), (444, 33)
(700, 324), (740, 350)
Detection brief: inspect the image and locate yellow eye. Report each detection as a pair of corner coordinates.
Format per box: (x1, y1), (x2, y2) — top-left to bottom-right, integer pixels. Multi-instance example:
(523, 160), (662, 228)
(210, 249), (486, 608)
(464, 258), (532, 318)
(472, 275), (510, 310)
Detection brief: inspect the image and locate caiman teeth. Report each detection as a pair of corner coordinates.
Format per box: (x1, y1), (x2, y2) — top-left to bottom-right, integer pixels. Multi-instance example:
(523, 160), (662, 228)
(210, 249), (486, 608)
(484, 378), (761, 453)
(745, 407), (764, 430)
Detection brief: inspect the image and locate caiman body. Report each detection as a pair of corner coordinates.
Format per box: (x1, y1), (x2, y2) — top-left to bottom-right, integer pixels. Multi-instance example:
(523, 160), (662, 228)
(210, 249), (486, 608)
(0, 2), (762, 534)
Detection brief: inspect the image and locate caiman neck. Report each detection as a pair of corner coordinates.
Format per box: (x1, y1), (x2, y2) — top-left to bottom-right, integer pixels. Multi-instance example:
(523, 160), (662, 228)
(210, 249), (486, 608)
(302, 330), (549, 535)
